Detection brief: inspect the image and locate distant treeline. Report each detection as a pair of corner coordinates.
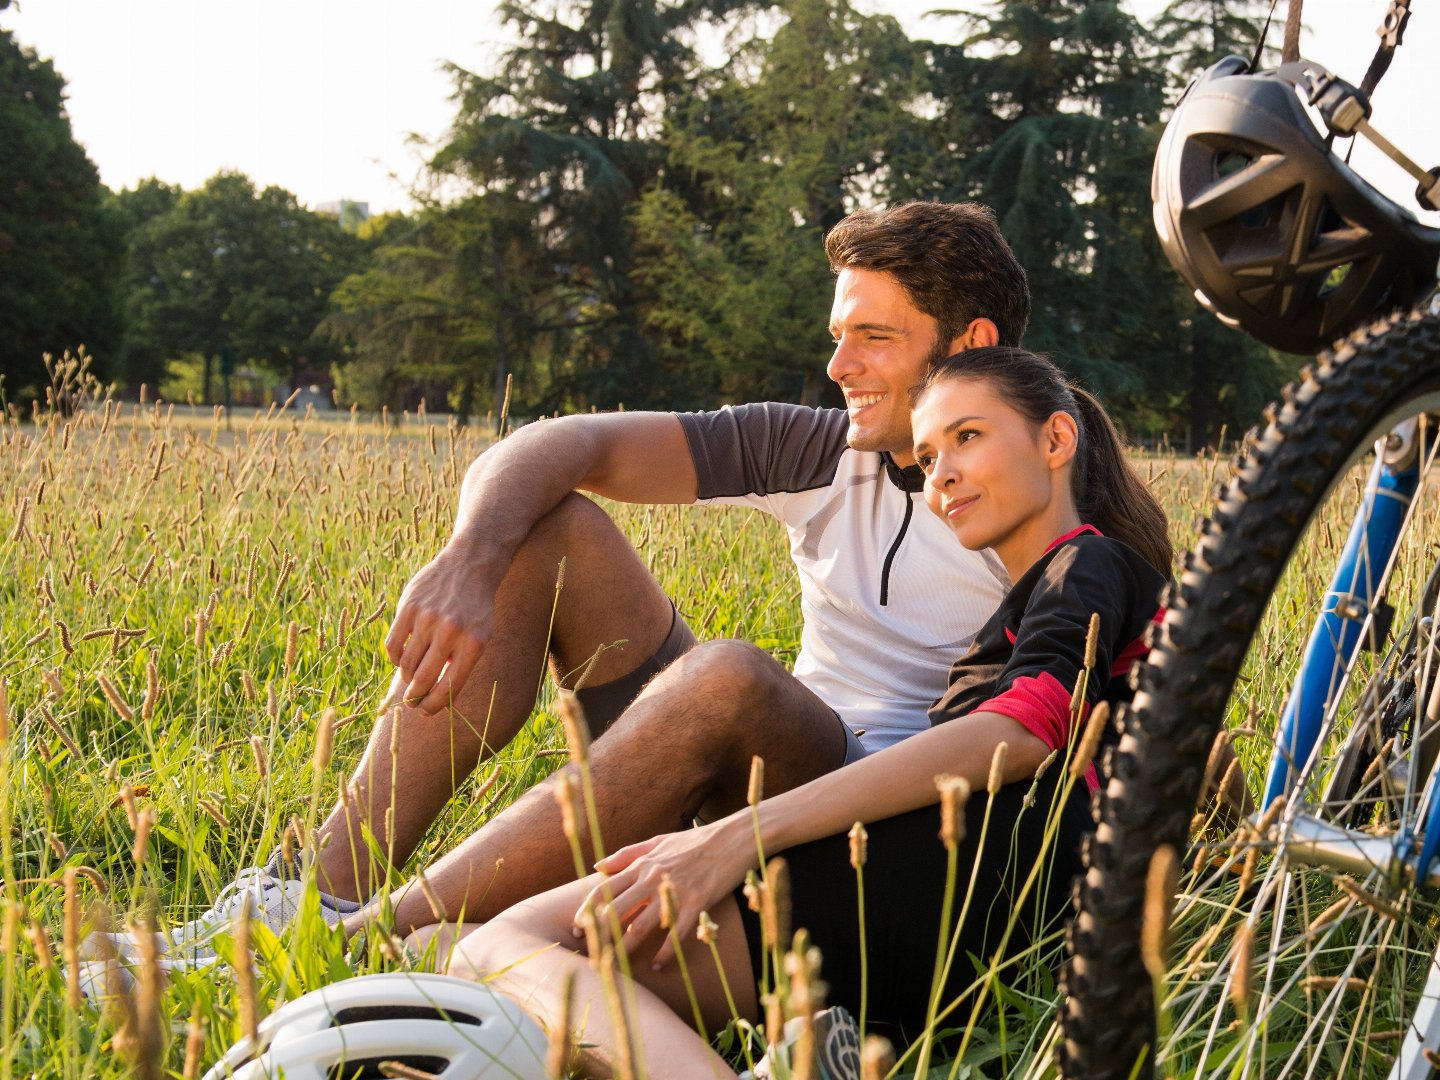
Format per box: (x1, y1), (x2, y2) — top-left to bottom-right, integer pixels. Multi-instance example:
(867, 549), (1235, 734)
(1, 0), (1294, 447)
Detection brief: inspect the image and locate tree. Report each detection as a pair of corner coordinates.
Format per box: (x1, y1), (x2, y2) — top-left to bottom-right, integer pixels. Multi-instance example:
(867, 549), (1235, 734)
(914, 2), (1167, 396)
(430, 0), (757, 412)
(108, 178), (181, 390)
(633, 0), (926, 405)
(904, 0), (1286, 445)
(324, 195), (554, 417)
(121, 171), (362, 400)
(0, 26), (123, 404)
(1151, 0), (1277, 92)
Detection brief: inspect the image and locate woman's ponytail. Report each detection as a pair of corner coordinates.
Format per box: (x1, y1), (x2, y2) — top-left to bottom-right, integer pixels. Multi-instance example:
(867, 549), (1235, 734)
(1068, 388), (1173, 576)
(915, 347), (1174, 577)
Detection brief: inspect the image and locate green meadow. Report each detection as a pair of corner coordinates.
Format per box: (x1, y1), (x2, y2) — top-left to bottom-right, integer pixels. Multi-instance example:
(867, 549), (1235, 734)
(0, 364), (1376, 1079)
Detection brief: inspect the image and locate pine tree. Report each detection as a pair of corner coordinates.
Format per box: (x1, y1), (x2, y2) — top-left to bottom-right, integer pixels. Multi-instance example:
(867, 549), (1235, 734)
(430, 0), (744, 411)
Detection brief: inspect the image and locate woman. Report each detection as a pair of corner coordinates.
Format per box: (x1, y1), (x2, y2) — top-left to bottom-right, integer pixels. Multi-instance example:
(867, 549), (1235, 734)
(440, 347), (1171, 1076)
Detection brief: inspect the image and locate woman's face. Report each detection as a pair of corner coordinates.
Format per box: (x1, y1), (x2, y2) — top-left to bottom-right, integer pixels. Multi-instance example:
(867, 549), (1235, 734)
(912, 376), (1076, 572)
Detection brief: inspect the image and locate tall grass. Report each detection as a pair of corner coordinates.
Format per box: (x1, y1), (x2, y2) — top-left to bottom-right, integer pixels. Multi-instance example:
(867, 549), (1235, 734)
(0, 357), (1269, 1078)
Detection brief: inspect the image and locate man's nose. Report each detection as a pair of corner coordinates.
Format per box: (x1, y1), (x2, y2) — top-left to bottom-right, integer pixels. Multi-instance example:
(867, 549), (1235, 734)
(828, 335), (865, 381)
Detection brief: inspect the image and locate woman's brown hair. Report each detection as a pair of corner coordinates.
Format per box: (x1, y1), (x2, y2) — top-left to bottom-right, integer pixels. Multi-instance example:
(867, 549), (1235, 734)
(914, 346), (1173, 576)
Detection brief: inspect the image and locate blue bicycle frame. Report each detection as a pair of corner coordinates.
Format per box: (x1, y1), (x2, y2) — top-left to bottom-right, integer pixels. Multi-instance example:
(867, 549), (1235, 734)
(1260, 420), (1433, 867)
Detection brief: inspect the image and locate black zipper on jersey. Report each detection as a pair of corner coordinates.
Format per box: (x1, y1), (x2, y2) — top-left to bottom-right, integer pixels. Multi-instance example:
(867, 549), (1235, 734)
(879, 492), (914, 606)
(878, 452), (926, 607)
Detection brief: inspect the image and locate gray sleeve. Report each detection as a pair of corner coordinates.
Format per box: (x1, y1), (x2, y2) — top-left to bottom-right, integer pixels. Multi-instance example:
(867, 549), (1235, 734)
(677, 403), (850, 498)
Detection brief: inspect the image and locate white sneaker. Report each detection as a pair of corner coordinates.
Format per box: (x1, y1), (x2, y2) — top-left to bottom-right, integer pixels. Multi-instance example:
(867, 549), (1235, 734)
(86, 865), (342, 969)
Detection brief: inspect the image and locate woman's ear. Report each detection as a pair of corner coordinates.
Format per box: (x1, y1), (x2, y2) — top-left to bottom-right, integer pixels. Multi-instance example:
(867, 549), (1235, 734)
(1044, 411), (1080, 470)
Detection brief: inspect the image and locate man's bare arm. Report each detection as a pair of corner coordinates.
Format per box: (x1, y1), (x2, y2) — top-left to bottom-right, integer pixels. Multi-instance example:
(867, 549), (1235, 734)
(386, 412), (698, 712)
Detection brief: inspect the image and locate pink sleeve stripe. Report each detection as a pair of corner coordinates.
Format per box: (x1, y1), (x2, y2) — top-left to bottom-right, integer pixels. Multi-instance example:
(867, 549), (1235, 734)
(974, 671), (1100, 793)
(1109, 607), (1166, 678)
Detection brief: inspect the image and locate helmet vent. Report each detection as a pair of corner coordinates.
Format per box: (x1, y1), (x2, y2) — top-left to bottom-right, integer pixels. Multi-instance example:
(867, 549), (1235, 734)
(1214, 151), (1251, 181)
(327, 1056), (452, 1079)
(1318, 262), (1354, 297)
(332, 1004), (483, 1027)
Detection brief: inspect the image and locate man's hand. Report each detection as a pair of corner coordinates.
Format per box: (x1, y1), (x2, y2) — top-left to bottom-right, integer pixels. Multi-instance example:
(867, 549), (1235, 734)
(384, 547), (494, 714)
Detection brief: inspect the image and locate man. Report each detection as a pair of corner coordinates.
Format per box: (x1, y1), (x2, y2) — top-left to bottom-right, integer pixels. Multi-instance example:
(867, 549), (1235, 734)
(108, 201), (1031, 956)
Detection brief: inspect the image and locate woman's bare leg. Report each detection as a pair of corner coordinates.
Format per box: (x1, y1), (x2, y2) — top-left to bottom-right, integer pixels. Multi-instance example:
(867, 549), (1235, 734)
(438, 876), (757, 1080)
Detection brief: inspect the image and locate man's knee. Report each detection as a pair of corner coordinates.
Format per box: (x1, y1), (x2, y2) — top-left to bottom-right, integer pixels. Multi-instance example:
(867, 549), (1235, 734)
(522, 492), (617, 558)
(614, 638), (819, 751)
(658, 639), (791, 717)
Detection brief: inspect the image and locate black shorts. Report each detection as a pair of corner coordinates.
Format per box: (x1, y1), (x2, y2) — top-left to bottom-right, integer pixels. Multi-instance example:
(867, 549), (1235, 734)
(571, 606), (696, 735)
(734, 765), (1091, 1042)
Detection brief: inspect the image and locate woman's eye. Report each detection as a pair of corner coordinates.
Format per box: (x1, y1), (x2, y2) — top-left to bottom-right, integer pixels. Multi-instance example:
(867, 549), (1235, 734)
(917, 454), (934, 471)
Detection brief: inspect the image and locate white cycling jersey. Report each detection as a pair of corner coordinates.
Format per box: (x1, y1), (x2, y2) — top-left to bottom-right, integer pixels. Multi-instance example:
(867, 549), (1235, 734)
(679, 403), (1008, 751)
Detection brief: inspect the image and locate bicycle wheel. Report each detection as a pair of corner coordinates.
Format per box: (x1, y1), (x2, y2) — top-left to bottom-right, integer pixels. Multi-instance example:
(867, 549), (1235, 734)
(1059, 304), (1440, 1080)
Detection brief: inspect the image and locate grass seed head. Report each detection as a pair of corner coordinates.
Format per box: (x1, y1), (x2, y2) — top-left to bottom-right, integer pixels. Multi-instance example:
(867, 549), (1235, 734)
(848, 821), (868, 869)
(28, 920), (54, 972)
(182, 1001), (206, 1080)
(142, 656), (159, 720)
(761, 856), (791, 950)
(557, 691), (591, 766)
(747, 754), (765, 807)
(554, 769), (581, 841)
(1083, 611), (1101, 669)
(313, 708), (336, 778)
(862, 1035), (897, 1080)
(234, 902), (258, 1043)
(119, 784), (138, 831)
(417, 870), (447, 922)
(937, 774), (971, 849)
(63, 867), (81, 1008)
(97, 673), (134, 721)
(546, 969), (575, 1079)
(987, 741), (1009, 794)
(1230, 920), (1253, 1016)
(1070, 701), (1111, 782)
(659, 875), (678, 931)
(743, 872), (762, 913)
(131, 806), (154, 864)
(1141, 844), (1178, 978)
(284, 620), (299, 674)
(247, 737), (267, 777)
(0, 899), (20, 957)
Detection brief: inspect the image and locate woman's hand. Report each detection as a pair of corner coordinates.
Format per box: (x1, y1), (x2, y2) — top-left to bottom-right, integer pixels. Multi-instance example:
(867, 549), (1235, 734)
(574, 818), (754, 969)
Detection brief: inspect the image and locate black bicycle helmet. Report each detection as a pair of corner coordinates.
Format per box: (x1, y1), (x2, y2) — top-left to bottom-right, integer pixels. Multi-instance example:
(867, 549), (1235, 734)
(1152, 55), (1440, 354)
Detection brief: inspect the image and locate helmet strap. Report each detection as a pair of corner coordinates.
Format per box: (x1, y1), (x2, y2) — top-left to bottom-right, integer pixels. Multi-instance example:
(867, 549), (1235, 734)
(1361, 0), (1412, 97)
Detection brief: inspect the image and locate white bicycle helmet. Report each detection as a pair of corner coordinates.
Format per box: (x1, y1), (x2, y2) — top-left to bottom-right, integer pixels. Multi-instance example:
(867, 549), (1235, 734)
(202, 972), (548, 1079)
(1152, 55), (1440, 354)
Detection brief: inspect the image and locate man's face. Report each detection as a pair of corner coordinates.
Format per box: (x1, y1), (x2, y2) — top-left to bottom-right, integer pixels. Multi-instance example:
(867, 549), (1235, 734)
(826, 268), (955, 467)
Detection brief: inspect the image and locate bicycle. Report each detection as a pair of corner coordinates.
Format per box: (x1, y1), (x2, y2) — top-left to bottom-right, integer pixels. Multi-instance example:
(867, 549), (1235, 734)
(1058, 5), (1440, 1076)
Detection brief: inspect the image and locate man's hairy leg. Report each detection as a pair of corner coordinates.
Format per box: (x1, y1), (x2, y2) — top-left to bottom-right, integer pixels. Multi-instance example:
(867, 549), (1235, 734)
(348, 639), (847, 936)
(313, 494), (683, 903)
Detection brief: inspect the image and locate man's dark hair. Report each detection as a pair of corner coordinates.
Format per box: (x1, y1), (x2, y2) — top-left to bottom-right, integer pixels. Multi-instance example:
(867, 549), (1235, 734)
(823, 202), (1030, 349)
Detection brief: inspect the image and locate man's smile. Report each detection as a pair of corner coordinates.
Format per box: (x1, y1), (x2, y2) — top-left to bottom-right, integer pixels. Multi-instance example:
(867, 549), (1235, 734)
(845, 391), (886, 411)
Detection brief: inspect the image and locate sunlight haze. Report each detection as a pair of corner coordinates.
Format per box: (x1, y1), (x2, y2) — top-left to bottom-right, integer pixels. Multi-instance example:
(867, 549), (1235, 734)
(4, 0), (1435, 217)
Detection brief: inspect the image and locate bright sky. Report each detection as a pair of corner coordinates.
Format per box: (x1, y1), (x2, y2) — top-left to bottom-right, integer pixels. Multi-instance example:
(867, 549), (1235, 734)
(3, 0), (1436, 218)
